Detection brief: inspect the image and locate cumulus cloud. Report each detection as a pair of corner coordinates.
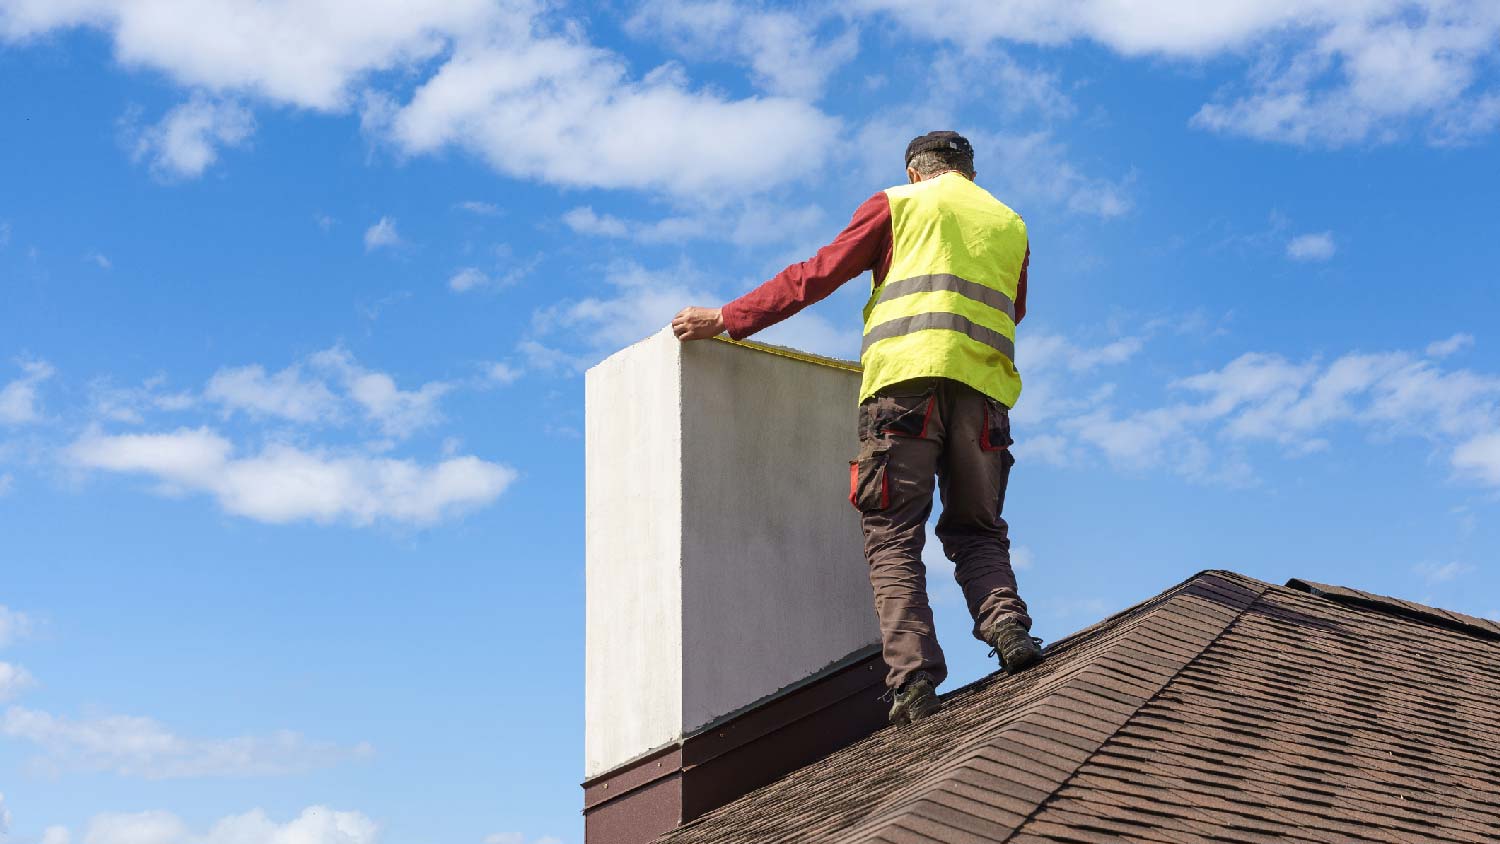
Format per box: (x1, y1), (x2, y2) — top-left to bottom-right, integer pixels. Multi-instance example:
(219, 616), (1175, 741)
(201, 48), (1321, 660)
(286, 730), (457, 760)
(72, 806), (377, 844)
(1452, 432), (1500, 485)
(1286, 231), (1337, 261)
(202, 347), (452, 438)
(0, 359), (54, 424)
(43, 827), (69, 844)
(307, 348), (451, 437)
(130, 95), (254, 179)
(1036, 338), (1500, 485)
(363, 217), (401, 251)
(385, 29), (841, 200)
(1, 0), (840, 196)
(860, 0), (1500, 147)
(2, 705), (374, 779)
(204, 364), (340, 424)
(0, 791), (9, 835)
(627, 0), (859, 99)
(66, 427), (514, 526)
(0, 662), (36, 701)
(0, 0), (494, 110)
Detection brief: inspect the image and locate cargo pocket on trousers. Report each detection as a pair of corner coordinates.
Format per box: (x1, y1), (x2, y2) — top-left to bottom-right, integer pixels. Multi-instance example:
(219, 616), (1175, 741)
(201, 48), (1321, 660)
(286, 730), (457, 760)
(849, 445), (891, 511)
(858, 390), (935, 441)
(980, 397), (1014, 452)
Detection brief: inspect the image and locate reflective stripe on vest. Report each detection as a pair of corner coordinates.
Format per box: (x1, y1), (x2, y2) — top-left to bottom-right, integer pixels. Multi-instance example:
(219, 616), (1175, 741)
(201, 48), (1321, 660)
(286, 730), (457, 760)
(860, 173), (1028, 406)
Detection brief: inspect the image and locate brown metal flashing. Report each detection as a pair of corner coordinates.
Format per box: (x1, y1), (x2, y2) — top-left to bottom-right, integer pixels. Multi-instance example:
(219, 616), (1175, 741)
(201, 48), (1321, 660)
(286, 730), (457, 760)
(582, 746), (681, 811)
(1287, 577), (1500, 641)
(583, 649), (888, 844)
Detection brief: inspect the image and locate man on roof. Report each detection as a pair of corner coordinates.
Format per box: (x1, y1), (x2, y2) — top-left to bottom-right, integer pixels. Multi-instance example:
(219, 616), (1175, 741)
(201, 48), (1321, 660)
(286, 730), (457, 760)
(671, 131), (1041, 725)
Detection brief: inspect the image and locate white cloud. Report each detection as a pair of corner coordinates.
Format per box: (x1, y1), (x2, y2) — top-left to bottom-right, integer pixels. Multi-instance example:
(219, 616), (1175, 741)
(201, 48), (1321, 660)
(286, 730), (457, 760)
(484, 362), (522, 385)
(0, 662), (36, 701)
(5, 1), (838, 197)
(202, 348), (452, 438)
(205, 365), (340, 424)
(978, 130), (1132, 218)
(1427, 333), (1474, 358)
(307, 348), (450, 437)
(1453, 432), (1500, 485)
(66, 428), (514, 526)
(562, 207), (630, 239)
(627, 0), (859, 99)
(534, 261), (722, 352)
(363, 217), (401, 251)
(0, 359), (55, 424)
(0, 791), (9, 835)
(447, 258), (537, 293)
(385, 28), (840, 200)
(87, 252), (113, 270)
(0, 0), (495, 111)
(131, 95), (254, 179)
(44, 825), (69, 844)
(2, 705), (373, 779)
(1286, 231), (1337, 261)
(90, 376), (196, 424)
(1035, 337), (1500, 485)
(515, 341), (590, 377)
(860, 1), (1500, 147)
(0, 473), (11, 496)
(456, 200), (500, 215)
(76, 806), (377, 844)
(1413, 560), (1475, 585)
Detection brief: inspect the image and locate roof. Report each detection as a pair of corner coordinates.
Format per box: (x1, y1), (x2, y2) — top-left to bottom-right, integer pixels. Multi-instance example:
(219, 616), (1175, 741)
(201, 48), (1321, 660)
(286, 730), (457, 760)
(657, 570), (1500, 844)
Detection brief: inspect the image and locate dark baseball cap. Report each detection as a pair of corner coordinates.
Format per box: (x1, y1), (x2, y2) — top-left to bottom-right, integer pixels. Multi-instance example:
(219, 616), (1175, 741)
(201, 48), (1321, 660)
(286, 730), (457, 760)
(905, 131), (974, 167)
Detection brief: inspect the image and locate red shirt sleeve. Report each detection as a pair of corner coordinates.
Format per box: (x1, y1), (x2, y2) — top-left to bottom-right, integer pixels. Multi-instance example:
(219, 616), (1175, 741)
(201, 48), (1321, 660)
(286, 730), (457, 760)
(1014, 245), (1029, 324)
(721, 193), (891, 340)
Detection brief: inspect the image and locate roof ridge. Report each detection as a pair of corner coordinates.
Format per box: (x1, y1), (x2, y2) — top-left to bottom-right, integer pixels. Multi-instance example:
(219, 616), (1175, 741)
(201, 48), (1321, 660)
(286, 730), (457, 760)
(839, 571), (1269, 844)
(1286, 577), (1500, 641)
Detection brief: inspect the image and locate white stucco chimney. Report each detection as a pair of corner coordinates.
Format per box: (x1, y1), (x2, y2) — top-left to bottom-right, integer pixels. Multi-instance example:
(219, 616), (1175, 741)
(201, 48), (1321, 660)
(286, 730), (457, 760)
(582, 329), (884, 844)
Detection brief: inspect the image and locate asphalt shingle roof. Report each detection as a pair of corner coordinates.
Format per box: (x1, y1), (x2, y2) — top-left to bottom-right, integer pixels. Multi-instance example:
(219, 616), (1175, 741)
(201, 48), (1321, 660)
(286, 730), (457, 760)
(656, 570), (1500, 844)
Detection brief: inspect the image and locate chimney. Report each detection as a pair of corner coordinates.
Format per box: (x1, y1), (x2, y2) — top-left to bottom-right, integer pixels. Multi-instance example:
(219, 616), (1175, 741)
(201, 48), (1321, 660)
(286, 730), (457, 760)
(582, 330), (886, 844)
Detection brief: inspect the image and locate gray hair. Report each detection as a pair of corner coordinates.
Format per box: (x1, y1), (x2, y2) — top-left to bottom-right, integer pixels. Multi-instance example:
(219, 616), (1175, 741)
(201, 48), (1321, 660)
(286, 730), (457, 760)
(908, 149), (975, 179)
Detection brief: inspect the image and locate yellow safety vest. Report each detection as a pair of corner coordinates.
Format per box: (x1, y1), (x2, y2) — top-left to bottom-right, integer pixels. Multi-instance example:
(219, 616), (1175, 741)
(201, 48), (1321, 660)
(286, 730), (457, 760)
(860, 172), (1027, 406)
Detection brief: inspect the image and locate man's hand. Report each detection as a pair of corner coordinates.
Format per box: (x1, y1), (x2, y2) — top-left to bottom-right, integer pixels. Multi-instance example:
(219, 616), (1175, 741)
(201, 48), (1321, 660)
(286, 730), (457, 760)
(671, 307), (726, 341)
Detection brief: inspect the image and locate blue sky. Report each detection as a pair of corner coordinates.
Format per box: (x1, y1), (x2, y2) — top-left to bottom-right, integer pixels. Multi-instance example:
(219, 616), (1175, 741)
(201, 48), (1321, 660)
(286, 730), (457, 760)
(2, 1), (1500, 842)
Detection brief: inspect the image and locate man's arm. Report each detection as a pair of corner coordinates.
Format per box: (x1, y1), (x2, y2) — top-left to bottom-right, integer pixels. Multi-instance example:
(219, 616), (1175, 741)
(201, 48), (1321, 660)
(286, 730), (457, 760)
(671, 193), (891, 342)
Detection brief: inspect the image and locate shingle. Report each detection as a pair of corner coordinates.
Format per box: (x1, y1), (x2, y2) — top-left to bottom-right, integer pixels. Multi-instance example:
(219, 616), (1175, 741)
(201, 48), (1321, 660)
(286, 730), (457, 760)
(654, 570), (1500, 844)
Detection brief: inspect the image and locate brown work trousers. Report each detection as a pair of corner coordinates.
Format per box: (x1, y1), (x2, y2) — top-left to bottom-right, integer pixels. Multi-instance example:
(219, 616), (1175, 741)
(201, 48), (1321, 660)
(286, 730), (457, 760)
(849, 377), (1032, 691)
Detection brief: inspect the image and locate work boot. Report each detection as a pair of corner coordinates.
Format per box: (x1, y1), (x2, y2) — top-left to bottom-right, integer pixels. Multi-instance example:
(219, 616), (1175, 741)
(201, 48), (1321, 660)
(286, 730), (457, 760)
(887, 672), (941, 725)
(987, 620), (1044, 675)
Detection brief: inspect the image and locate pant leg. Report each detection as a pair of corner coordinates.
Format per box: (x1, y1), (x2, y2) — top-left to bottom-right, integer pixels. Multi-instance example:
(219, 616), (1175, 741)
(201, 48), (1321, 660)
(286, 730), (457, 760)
(933, 381), (1033, 642)
(853, 386), (946, 690)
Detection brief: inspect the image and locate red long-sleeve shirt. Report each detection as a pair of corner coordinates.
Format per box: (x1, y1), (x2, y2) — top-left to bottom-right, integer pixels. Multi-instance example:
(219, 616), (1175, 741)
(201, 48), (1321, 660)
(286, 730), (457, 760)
(721, 191), (1028, 341)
